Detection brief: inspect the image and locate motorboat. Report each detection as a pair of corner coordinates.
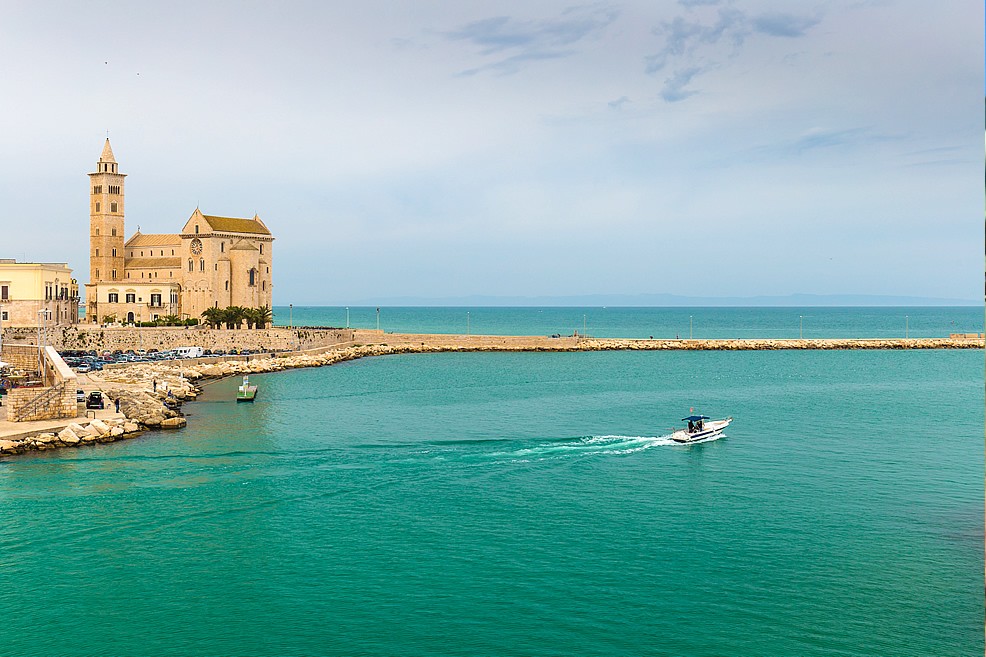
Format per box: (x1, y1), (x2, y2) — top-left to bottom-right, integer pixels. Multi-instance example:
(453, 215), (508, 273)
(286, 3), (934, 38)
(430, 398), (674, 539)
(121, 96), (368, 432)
(671, 414), (732, 444)
(236, 375), (258, 402)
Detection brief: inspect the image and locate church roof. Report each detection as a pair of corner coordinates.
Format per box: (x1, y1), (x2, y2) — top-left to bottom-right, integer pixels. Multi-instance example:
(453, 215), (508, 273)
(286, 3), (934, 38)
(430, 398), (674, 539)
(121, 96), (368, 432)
(125, 233), (182, 247)
(125, 257), (181, 269)
(230, 241), (259, 251)
(100, 138), (116, 163)
(202, 214), (271, 235)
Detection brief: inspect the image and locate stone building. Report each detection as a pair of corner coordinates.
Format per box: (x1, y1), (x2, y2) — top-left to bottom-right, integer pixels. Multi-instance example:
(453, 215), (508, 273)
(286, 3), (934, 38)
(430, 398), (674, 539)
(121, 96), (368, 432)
(0, 259), (79, 328)
(85, 140), (273, 324)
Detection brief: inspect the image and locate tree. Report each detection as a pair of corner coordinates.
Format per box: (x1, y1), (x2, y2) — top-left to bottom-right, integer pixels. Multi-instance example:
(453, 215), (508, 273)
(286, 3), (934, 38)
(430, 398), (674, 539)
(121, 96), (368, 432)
(160, 314), (181, 326)
(201, 307), (224, 329)
(254, 305), (273, 329)
(223, 306), (247, 330)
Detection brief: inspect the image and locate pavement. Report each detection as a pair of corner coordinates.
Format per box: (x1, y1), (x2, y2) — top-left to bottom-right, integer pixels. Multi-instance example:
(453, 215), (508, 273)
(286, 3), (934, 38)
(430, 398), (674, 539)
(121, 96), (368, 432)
(0, 371), (126, 440)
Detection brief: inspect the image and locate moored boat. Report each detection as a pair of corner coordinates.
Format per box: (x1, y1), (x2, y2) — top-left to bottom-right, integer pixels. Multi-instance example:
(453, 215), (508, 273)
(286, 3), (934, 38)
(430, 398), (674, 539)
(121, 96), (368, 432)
(671, 414), (732, 444)
(236, 375), (258, 402)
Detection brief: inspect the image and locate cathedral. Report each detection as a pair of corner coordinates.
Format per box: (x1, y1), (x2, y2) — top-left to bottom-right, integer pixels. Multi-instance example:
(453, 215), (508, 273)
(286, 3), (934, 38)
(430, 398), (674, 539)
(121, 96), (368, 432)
(85, 139), (274, 324)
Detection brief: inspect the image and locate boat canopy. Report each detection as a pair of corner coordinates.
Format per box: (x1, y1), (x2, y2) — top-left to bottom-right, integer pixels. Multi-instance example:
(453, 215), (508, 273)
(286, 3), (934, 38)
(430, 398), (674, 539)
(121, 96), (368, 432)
(681, 415), (710, 421)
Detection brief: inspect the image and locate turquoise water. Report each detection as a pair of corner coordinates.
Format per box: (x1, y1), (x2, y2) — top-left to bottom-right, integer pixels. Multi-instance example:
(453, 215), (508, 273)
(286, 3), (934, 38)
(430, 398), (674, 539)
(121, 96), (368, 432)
(274, 305), (982, 340)
(0, 310), (983, 656)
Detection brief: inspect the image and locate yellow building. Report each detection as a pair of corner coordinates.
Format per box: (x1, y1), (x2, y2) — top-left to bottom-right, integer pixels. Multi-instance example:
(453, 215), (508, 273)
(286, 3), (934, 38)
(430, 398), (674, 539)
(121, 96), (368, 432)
(85, 140), (274, 324)
(0, 259), (79, 328)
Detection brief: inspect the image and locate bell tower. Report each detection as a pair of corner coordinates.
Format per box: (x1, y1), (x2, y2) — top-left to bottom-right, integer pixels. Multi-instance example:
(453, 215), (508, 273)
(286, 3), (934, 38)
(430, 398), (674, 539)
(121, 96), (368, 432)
(88, 138), (126, 286)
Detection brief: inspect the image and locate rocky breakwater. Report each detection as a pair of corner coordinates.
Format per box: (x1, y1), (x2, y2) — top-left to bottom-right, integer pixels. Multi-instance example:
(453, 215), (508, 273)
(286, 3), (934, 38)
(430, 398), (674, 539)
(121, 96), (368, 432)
(97, 366), (198, 429)
(0, 417), (144, 456)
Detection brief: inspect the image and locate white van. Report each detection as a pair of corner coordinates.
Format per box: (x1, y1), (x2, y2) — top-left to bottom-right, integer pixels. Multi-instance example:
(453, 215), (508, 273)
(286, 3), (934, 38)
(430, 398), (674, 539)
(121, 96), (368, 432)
(174, 346), (204, 359)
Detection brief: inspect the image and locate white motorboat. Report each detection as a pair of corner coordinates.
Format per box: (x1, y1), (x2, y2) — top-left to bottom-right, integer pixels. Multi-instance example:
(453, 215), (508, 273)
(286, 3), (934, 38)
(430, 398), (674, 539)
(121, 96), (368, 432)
(670, 414), (733, 444)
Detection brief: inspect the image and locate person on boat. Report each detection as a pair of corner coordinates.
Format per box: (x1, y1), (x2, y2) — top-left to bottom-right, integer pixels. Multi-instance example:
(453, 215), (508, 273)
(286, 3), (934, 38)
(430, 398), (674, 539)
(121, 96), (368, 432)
(696, 419), (704, 430)
(687, 420), (695, 433)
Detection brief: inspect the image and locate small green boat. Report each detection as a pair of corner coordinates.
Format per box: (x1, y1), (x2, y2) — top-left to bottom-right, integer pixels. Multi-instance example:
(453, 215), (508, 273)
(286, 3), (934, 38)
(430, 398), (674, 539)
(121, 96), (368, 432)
(236, 375), (258, 402)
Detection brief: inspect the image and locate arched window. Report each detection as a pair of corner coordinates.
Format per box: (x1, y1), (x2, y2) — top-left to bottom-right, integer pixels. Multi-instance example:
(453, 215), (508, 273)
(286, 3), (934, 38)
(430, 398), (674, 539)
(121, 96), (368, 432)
(195, 225), (199, 234)
(111, 202), (118, 213)
(199, 258), (205, 271)
(111, 228), (117, 236)
(248, 268), (256, 286)
(188, 259), (193, 272)
(225, 281), (229, 290)
(112, 248), (116, 257)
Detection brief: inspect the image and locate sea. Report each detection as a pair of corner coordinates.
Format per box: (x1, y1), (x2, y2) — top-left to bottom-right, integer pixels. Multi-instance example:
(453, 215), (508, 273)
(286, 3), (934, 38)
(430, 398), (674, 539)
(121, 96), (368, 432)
(0, 306), (982, 657)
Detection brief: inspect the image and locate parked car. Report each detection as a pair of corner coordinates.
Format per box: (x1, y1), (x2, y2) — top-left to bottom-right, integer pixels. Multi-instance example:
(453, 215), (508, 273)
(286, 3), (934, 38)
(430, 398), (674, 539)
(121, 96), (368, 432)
(85, 391), (105, 409)
(76, 389), (86, 403)
(76, 364), (91, 373)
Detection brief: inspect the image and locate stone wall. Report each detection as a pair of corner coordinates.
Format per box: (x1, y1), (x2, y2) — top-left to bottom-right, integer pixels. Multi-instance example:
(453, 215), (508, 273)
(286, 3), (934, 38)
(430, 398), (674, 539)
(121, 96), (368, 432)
(4, 347), (78, 421)
(1, 326), (355, 353)
(1, 344), (42, 372)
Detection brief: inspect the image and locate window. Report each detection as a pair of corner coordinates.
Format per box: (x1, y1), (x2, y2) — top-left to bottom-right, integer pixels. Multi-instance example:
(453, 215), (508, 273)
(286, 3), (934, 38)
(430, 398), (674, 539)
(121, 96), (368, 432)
(1, 312), (7, 321)
(195, 225), (199, 234)
(93, 185), (102, 194)
(260, 244), (263, 254)
(160, 250), (164, 256)
(225, 281), (229, 290)
(95, 202), (100, 212)
(171, 249), (175, 256)
(199, 258), (205, 272)
(95, 248), (100, 257)
(111, 228), (117, 236)
(214, 264), (218, 271)
(112, 248), (117, 257)
(220, 242), (224, 253)
(150, 294), (162, 307)
(108, 293), (119, 303)
(96, 270), (100, 278)
(111, 269), (117, 280)
(141, 273), (144, 278)
(111, 202), (118, 213)
(109, 185), (120, 194)
(188, 259), (193, 272)
(262, 281), (266, 291)
(96, 228), (100, 236)
(140, 251), (144, 257)
(126, 293), (136, 303)
(248, 268), (256, 286)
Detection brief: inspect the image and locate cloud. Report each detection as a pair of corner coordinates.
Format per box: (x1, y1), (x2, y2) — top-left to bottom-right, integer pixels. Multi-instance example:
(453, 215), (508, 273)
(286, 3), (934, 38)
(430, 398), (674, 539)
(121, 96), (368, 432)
(660, 67), (703, 102)
(608, 95), (631, 109)
(444, 4), (619, 76)
(752, 12), (821, 37)
(645, 4), (822, 102)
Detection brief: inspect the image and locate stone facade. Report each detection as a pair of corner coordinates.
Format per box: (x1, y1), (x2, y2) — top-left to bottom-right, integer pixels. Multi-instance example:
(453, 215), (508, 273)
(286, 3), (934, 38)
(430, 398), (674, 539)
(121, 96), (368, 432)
(3, 347), (78, 422)
(2, 326), (353, 353)
(84, 140), (273, 325)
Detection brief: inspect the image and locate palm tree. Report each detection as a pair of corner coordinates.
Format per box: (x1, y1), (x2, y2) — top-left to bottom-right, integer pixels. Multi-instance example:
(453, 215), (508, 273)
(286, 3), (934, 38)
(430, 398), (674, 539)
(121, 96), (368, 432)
(201, 307), (224, 329)
(223, 306), (247, 330)
(254, 305), (273, 329)
(161, 314), (181, 326)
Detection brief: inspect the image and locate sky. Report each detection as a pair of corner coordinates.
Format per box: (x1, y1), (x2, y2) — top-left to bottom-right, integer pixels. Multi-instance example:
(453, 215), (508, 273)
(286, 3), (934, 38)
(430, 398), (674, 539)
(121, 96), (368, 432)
(0, 0), (981, 305)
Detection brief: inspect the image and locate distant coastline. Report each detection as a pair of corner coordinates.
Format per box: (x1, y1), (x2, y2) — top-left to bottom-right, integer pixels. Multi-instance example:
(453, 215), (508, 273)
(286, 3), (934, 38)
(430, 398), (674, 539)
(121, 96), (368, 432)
(313, 294), (980, 307)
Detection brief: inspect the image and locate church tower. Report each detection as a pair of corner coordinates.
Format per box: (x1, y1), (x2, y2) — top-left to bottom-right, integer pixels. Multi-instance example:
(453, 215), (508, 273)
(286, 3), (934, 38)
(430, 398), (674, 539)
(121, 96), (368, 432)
(88, 138), (126, 285)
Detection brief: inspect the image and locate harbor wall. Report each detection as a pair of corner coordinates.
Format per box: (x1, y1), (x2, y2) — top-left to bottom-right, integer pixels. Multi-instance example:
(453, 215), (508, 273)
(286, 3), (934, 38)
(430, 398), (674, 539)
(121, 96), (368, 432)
(1, 326), (355, 353)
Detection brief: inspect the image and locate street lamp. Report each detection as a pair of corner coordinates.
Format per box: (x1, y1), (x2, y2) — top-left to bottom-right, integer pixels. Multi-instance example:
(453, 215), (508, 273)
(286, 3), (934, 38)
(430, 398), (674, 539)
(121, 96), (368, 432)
(799, 315), (803, 339)
(376, 307), (380, 331)
(905, 315), (909, 339)
(289, 303), (293, 329)
(346, 306), (350, 329)
(467, 311), (470, 336)
(689, 315), (693, 339)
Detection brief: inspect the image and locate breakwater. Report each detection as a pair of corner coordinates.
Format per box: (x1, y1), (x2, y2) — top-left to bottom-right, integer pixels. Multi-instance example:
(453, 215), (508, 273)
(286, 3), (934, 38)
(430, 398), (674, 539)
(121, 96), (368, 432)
(1, 331), (979, 458)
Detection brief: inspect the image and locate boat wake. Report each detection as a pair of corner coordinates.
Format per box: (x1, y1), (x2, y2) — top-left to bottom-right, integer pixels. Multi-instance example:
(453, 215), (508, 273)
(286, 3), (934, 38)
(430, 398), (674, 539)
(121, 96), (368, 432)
(485, 434), (678, 461)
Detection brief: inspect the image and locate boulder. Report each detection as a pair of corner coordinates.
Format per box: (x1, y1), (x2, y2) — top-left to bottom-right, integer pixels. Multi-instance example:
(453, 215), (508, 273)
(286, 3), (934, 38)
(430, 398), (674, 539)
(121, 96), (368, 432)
(81, 432), (100, 443)
(160, 417), (187, 429)
(0, 439), (20, 453)
(123, 422), (140, 433)
(110, 427), (125, 437)
(143, 415), (164, 427)
(89, 419), (111, 435)
(36, 433), (57, 444)
(58, 428), (81, 445)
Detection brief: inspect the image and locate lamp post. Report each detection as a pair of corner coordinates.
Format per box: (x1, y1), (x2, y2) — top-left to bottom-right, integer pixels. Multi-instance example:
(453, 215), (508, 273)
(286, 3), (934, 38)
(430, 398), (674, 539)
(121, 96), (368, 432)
(467, 311), (470, 336)
(376, 307), (380, 331)
(905, 315), (908, 339)
(689, 315), (693, 339)
(346, 306), (349, 329)
(583, 314), (587, 338)
(800, 315), (803, 339)
(289, 303), (293, 329)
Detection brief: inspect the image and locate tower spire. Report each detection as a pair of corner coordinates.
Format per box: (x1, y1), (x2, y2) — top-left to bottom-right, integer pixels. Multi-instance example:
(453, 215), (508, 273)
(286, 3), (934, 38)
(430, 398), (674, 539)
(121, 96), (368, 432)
(99, 138), (116, 164)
